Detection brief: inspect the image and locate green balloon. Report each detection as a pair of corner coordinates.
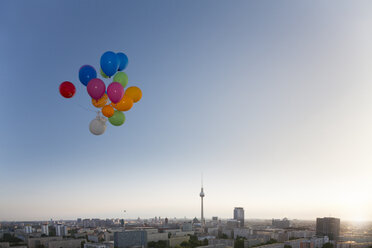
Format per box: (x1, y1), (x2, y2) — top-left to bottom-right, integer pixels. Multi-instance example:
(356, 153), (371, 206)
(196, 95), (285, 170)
(108, 110), (125, 126)
(100, 68), (109, 79)
(113, 72), (128, 88)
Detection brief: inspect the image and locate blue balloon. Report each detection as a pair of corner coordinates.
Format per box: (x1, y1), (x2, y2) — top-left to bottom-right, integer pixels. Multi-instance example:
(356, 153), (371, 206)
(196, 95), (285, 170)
(117, 52), (129, 71)
(79, 65), (97, 86)
(100, 51), (118, 77)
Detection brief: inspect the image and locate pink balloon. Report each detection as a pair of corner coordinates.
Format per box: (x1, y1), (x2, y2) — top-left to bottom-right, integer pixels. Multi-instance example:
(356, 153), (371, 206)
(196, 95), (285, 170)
(107, 82), (124, 104)
(87, 78), (105, 100)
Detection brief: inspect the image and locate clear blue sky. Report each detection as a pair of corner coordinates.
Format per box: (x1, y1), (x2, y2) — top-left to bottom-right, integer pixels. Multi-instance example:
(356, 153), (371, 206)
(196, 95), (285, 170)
(1, 0), (372, 221)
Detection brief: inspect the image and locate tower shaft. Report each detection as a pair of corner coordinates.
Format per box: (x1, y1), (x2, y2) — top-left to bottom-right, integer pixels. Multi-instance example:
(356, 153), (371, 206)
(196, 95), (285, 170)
(201, 196), (204, 226)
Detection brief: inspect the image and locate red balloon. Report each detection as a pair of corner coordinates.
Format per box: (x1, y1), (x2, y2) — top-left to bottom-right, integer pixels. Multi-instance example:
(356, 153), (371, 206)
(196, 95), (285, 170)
(59, 81), (76, 98)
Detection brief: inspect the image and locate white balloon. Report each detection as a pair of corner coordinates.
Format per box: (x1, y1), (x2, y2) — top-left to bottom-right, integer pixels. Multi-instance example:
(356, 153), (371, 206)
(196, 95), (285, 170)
(89, 117), (107, 135)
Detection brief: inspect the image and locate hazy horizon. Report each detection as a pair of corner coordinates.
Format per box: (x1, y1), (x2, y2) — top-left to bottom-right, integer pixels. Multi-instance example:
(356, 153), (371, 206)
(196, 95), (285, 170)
(1, 0), (372, 222)
(1, 216), (370, 223)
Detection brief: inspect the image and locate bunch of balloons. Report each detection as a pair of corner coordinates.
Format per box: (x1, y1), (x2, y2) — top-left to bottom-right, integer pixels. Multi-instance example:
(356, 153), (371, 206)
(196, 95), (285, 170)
(59, 51), (142, 135)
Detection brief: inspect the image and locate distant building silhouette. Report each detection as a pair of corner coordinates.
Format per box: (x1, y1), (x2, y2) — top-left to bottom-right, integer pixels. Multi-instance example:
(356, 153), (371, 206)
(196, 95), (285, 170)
(193, 217), (200, 224)
(233, 207), (245, 227)
(227, 219), (240, 229)
(272, 218), (290, 228)
(316, 217), (340, 240)
(182, 222), (192, 231)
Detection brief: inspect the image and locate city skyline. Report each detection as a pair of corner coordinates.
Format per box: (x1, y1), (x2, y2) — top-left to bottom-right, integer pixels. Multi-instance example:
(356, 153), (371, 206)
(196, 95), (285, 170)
(1, 1), (372, 222)
(4, 214), (364, 248)
(0, 183), (370, 222)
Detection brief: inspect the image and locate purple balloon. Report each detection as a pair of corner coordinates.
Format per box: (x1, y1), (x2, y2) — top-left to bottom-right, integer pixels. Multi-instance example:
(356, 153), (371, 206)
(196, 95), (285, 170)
(107, 82), (124, 104)
(87, 78), (106, 100)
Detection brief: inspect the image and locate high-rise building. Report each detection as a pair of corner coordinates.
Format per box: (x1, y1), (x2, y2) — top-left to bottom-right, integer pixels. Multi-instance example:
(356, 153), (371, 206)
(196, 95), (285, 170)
(24, 225), (33, 234)
(233, 207), (245, 227)
(56, 224), (68, 237)
(41, 224), (49, 236)
(114, 230), (147, 248)
(63, 226), (68, 236)
(316, 217), (340, 240)
(56, 224), (62, 236)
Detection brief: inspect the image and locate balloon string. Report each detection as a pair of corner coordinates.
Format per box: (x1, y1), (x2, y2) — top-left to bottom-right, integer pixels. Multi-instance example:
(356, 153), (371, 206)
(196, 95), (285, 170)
(74, 102), (97, 113)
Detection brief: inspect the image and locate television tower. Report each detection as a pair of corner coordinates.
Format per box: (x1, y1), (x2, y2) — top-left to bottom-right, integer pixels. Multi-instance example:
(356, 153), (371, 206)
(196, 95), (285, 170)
(200, 175), (205, 229)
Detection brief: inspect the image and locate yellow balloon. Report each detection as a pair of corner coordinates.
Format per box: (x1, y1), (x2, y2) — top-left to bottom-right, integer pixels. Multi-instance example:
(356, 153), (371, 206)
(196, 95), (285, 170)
(112, 95), (133, 111)
(125, 86), (142, 103)
(92, 94), (108, 108)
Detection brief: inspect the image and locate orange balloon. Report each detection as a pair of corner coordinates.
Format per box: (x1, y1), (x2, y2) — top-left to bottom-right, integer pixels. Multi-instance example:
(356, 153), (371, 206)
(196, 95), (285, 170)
(125, 86), (142, 103)
(92, 94), (108, 108)
(102, 105), (115, 118)
(112, 95), (133, 111)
